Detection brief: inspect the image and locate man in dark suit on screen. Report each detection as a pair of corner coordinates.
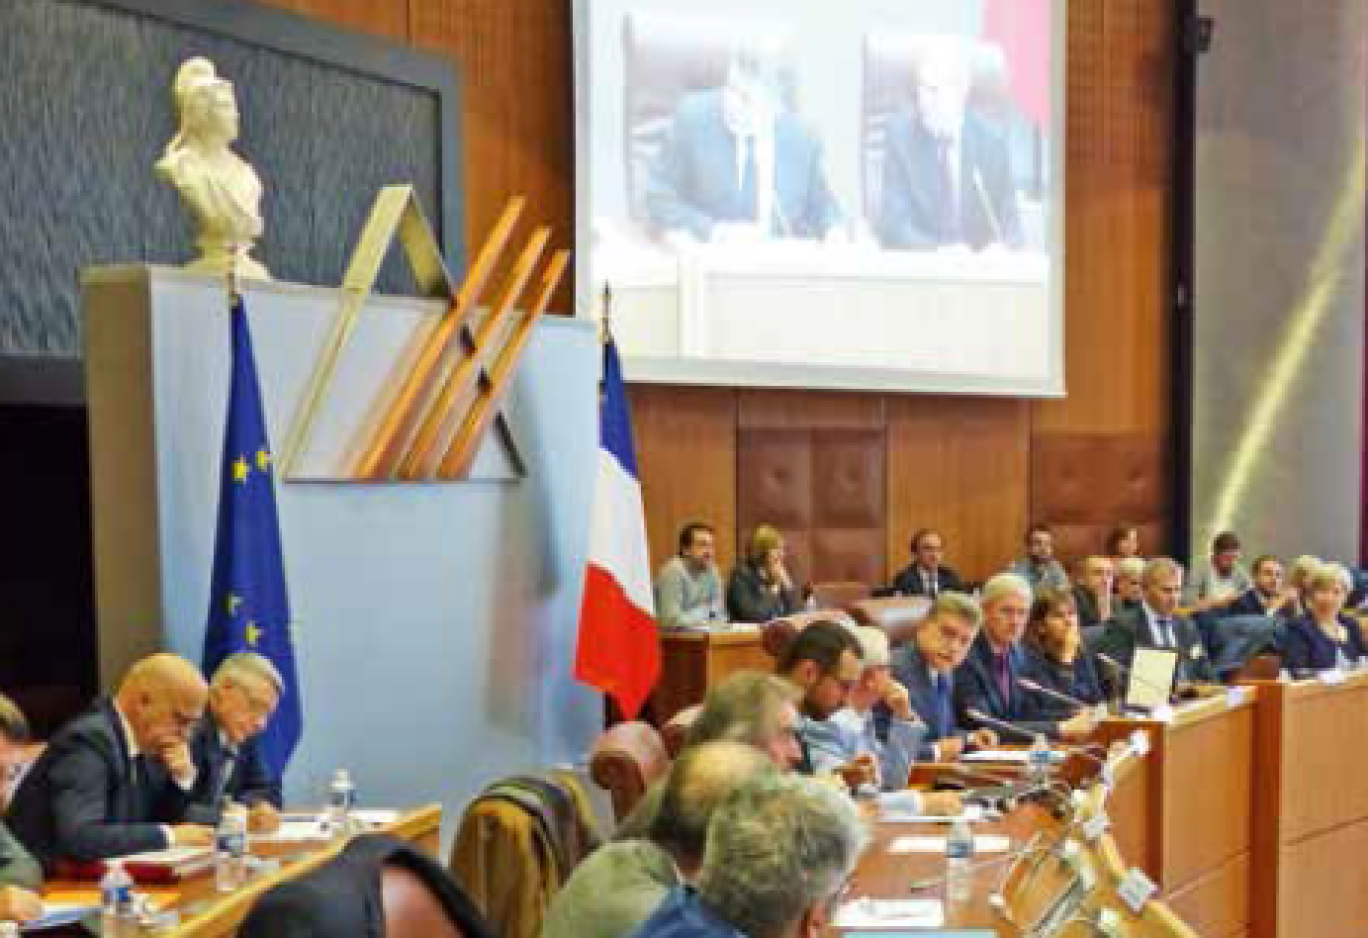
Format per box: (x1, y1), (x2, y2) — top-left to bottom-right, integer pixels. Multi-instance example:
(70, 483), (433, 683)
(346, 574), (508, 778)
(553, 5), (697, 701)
(7, 654), (213, 871)
(876, 39), (1023, 251)
(646, 38), (842, 244)
(186, 652), (284, 833)
(1094, 557), (1217, 695)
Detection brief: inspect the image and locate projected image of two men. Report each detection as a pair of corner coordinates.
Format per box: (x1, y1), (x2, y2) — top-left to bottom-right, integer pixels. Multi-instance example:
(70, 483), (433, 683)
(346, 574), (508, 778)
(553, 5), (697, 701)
(579, 0), (1062, 395)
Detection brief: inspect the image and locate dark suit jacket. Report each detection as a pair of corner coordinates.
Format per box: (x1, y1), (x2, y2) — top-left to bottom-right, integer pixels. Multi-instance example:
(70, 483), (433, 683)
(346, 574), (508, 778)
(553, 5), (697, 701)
(890, 563), (964, 598)
(6, 700), (193, 870)
(1225, 588), (1295, 621)
(645, 89), (841, 241)
(240, 833), (492, 938)
(953, 633), (1061, 740)
(889, 644), (962, 761)
(725, 562), (799, 623)
(185, 716), (283, 825)
(1281, 614), (1368, 674)
(1093, 606), (1216, 695)
(1021, 645), (1106, 709)
(876, 110), (1023, 251)
(1072, 586), (1110, 631)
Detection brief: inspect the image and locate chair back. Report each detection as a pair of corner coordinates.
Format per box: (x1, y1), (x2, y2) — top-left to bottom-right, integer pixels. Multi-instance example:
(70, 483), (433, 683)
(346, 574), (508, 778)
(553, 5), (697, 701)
(848, 596), (932, 647)
(589, 721), (670, 821)
(1232, 652), (1282, 682)
(761, 610), (857, 658)
(449, 772), (599, 938)
(661, 704), (701, 757)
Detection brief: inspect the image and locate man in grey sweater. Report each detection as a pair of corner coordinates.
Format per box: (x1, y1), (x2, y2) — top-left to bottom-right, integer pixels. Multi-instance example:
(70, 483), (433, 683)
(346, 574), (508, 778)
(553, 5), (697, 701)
(540, 742), (773, 938)
(654, 522), (726, 629)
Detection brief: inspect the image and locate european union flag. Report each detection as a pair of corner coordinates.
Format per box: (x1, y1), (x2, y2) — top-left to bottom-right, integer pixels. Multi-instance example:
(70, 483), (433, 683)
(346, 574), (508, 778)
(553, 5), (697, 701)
(202, 297), (302, 780)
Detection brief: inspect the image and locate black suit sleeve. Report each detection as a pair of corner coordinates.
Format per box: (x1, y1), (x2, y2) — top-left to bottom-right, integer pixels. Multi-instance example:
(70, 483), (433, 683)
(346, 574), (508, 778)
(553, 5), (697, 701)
(234, 743), (283, 809)
(49, 744), (168, 861)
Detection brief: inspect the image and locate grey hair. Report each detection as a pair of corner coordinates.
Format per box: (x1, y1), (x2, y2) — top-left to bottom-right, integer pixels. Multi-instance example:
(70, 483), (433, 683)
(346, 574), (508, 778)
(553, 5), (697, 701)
(686, 671), (800, 751)
(698, 773), (868, 938)
(981, 572), (1032, 609)
(1142, 556), (1184, 587)
(1289, 555), (1322, 586)
(212, 651), (284, 695)
(649, 741), (774, 863)
(929, 590), (983, 630)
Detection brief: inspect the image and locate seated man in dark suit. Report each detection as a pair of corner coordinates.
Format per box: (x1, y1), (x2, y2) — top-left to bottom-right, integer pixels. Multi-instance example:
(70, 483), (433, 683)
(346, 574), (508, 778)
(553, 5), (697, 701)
(7, 653), (213, 870)
(646, 37), (842, 244)
(1072, 556), (1115, 633)
(1094, 558), (1217, 696)
(186, 652), (285, 833)
(876, 38), (1023, 251)
(890, 527), (964, 598)
(1227, 555), (1298, 620)
(889, 592), (996, 762)
(955, 575), (1097, 743)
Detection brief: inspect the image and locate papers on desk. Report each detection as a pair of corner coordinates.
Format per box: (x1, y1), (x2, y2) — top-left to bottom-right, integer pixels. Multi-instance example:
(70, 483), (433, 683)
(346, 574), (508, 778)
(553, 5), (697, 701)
(876, 792), (984, 824)
(21, 904), (97, 932)
(888, 834), (1011, 855)
(962, 748), (1064, 765)
(259, 809), (405, 843)
(832, 897), (944, 929)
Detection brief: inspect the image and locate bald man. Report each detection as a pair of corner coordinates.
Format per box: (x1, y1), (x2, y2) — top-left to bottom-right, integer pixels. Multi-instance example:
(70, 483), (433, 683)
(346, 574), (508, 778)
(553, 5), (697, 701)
(7, 654), (214, 871)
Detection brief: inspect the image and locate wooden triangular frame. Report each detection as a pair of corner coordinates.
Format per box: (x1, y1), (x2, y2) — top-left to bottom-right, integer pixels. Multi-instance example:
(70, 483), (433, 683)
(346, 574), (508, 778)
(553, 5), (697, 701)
(279, 186), (567, 482)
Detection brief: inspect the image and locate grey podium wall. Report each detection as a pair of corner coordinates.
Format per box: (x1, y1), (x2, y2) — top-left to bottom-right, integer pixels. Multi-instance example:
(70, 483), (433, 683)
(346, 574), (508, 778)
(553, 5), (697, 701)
(83, 265), (602, 827)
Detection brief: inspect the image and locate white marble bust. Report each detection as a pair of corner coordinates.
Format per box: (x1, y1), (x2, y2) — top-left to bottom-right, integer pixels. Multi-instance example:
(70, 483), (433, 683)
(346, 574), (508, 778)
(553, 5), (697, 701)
(156, 57), (271, 280)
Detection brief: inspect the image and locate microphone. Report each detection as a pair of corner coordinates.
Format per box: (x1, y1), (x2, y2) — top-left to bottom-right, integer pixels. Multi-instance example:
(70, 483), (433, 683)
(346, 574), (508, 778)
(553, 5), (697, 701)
(1017, 677), (1087, 712)
(966, 708), (1045, 744)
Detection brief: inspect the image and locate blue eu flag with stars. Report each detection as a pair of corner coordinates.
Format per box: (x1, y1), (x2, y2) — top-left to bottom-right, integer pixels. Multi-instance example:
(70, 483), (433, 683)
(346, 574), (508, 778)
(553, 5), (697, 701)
(202, 297), (302, 780)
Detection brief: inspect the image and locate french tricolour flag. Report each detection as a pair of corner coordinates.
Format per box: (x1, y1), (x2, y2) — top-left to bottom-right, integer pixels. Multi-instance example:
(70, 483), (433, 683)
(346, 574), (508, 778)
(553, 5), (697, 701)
(574, 335), (660, 720)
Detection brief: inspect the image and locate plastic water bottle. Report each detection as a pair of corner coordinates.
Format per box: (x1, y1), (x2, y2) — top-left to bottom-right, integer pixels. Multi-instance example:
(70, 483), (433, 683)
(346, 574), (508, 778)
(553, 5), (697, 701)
(1027, 733), (1053, 784)
(944, 817), (975, 902)
(214, 802), (249, 892)
(99, 860), (134, 937)
(326, 768), (356, 835)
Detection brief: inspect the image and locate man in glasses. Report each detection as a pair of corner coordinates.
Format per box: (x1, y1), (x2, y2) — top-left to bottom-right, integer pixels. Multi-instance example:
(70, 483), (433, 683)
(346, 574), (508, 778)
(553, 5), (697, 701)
(774, 620), (863, 777)
(186, 652), (284, 833)
(7, 653), (214, 871)
(890, 592), (998, 762)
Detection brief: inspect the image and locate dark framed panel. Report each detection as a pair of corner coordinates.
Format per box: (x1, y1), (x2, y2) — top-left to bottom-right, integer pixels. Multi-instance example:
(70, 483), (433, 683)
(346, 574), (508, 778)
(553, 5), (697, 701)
(0, 0), (463, 401)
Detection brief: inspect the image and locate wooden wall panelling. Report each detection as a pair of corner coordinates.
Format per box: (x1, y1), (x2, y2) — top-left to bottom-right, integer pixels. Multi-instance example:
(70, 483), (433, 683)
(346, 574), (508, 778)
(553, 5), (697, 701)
(737, 391), (886, 587)
(409, 0), (576, 314)
(886, 396), (1030, 584)
(628, 385), (737, 573)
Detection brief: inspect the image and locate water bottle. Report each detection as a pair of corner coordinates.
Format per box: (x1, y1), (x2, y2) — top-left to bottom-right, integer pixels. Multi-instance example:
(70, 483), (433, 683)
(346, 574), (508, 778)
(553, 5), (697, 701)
(1027, 733), (1053, 784)
(944, 817), (975, 902)
(214, 802), (249, 892)
(326, 769), (356, 835)
(99, 859), (134, 937)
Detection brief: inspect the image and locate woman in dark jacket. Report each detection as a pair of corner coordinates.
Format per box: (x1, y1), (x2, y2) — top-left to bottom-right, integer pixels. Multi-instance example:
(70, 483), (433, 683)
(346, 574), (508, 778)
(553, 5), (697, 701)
(1282, 562), (1367, 675)
(726, 524), (800, 623)
(1021, 587), (1106, 710)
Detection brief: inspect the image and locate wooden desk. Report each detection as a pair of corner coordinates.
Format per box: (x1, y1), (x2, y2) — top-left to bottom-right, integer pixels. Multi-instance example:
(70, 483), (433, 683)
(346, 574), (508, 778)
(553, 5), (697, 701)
(43, 804), (442, 936)
(1246, 672), (1368, 937)
(1096, 691), (1256, 938)
(653, 627), (771, 722)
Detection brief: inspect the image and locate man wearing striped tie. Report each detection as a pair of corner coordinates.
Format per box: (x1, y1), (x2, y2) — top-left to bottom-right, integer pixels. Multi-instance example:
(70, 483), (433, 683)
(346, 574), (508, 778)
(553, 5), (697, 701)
(187, 653), (283, 833)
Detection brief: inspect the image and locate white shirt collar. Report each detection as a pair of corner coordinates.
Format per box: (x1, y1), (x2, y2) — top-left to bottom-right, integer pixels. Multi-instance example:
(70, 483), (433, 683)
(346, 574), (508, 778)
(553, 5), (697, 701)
(113, 702), (141, 760)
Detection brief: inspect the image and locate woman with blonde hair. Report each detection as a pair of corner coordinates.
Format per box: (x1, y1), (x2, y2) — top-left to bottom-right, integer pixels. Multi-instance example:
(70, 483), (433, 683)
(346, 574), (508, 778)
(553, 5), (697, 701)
(1282, 562), (1366, 674)
(1021, 587), (1106, 707)
(726, 524), (800, 623)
